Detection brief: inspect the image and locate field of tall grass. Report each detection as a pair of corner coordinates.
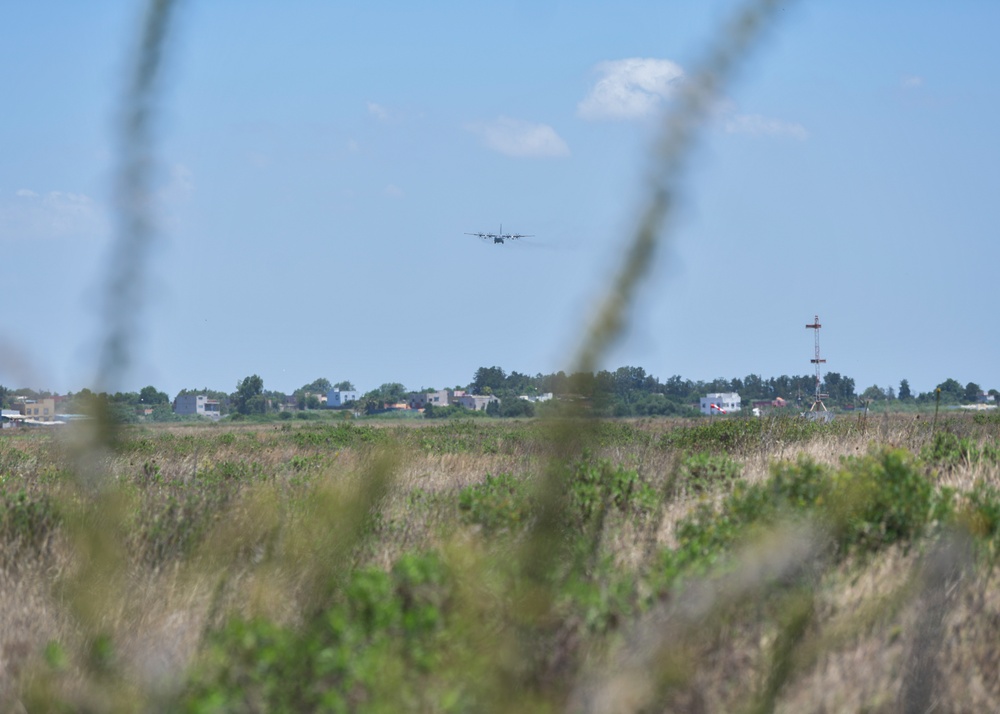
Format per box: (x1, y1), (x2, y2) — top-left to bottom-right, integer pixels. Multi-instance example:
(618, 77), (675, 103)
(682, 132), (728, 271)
(1, 413), (999, 711)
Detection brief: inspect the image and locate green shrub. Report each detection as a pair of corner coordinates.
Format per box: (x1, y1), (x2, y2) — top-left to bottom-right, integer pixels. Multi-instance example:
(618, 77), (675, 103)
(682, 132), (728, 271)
(0, 490), (61, 559)
(414, 421), (535, 455)
(0, 444), (32, 477)
(664, 448), (950, 583)
(183, 553), (454, 712)
(922, 432), (978, 468)
(567, 460), (658, 524)
(961, 481), (1000, 556)
(458, 473), (529, 534)
(675, 452), (743, 493)
(661, 416), (829, 454)
(827, 449), (942, 552)
(921, 431), (1000, 470)
(137, 486), (233, 566)
(292, 423), (388, 449)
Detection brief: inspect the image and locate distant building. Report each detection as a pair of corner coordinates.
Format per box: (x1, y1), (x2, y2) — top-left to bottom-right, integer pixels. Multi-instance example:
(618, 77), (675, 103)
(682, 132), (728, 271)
(1, 409), (23, 428)
(519, 392), (553, 403)
(751, 397), (787, 411)
(700, 392), (741, 416)
(173, 394), (221, 420)
(17, 398), (56, 422)
(408, 390), (450, 410)
(327, 389), (359, 407)
(454, 394), (500, 411)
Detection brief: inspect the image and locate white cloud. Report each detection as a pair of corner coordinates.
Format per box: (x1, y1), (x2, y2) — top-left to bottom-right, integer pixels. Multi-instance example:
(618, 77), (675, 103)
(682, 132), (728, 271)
(367, 101), (390, 121)
(385, 184), (403, 198)
(724, 113), (809, 140)
(467, 117), (570, 158)
(578, 57), (808, 141)
(0, 189), (107, 240)
(901, 75), (924, 89)
(577, 58), (684, 120)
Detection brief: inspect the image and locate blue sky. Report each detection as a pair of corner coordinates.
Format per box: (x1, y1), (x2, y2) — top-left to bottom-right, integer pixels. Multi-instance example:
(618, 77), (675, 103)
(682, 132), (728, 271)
(3, 1), (998, 398)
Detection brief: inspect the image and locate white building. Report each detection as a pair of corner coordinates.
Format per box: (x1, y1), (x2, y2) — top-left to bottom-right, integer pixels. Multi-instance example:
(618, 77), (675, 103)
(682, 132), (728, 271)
(454, 394), (500, 411)
(327, 389), (359, 407)
(1, 409), (23, 428)
(173, 394), (222, 420)
(700, 392), (741, 416)
(519, 392), (553, 403)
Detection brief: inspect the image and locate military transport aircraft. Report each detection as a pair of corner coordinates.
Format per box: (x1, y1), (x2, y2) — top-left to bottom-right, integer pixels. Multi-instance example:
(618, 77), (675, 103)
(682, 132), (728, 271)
(465, 224), (533, 245)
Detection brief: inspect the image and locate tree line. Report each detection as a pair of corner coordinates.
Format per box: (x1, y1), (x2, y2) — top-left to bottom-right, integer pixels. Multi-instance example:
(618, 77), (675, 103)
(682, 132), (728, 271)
(0, 368), (995, 422)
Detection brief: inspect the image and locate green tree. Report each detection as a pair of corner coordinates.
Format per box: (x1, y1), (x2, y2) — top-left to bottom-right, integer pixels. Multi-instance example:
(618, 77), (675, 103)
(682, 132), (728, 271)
(861, 385), (886, 401)
(361, 383), (408, 413)
(822, 372), (855, 404)
(150, 403), (184, 422)
(232, 375), (266, 415)
(612, 366), (647, 397)
(633, 393), (696, 417)
(740, 373), (768, 401)
(663, 375), (694, 400)
(110, 391), (140, 407)
(499, 398), (535, 418)
(472, 366), (506, 395)
(505, 371), (533, 396)
(898, 379), (912, 400)
(138, 385), (169, 405)
(333, 381), (355, 392)
(294, 379), (331, 409)
(935, 378), (963, 403)
(964, 382), (982, 403)
(302, 378), (332, 394)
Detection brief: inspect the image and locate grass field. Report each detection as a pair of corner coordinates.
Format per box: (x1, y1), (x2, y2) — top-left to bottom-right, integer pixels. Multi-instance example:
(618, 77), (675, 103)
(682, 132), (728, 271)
(1, 412), (999, 712)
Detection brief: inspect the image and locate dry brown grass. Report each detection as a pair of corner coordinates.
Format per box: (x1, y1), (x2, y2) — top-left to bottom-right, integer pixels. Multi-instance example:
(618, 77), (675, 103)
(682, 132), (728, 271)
(3, 413), (1000, 711)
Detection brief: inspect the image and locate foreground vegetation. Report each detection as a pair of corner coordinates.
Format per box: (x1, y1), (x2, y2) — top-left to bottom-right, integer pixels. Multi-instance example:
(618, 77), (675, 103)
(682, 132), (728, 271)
(1, 412), (999, 711)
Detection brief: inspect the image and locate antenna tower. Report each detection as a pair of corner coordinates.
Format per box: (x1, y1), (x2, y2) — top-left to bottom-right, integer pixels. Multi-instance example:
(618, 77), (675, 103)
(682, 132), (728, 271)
(805, 315), (828, 412)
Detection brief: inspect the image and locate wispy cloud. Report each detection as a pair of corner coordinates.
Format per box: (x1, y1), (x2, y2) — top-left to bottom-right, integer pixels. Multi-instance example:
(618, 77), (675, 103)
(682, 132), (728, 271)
(577, 58), (684, 120)
(367, 101), (390, 121)
(0, 189), (107, 240)
(724, 113), (809, 140)
(385, 184), (403, 198)
(467, 117), (570, 158)
(901, 75), (924, 89)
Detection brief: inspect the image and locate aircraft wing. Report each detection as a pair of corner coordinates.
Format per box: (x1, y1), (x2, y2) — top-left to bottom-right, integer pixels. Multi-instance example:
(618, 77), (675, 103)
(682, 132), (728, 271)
(509, 234), (533, 239)
(465, 232), (495, 239)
